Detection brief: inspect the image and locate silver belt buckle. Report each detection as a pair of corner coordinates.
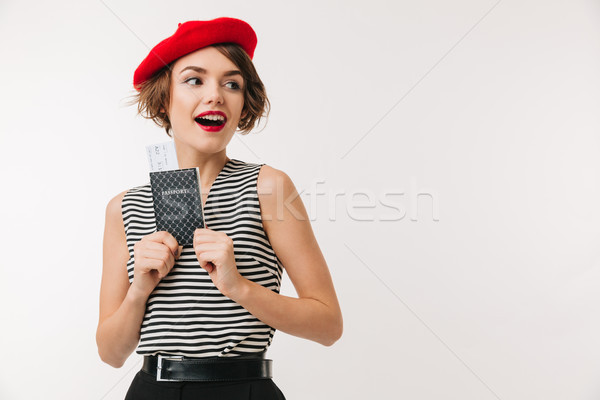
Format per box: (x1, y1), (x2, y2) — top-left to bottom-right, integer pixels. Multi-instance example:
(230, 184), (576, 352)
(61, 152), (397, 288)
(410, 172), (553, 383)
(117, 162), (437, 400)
(156, 354), (184, 381)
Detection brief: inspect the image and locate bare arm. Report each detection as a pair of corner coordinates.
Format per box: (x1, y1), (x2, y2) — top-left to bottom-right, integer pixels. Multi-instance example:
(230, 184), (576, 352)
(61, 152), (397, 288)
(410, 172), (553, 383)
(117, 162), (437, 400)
(95, 190), (147, 368)
(95, 191), (181, 368)
(227, 166), (343, 346)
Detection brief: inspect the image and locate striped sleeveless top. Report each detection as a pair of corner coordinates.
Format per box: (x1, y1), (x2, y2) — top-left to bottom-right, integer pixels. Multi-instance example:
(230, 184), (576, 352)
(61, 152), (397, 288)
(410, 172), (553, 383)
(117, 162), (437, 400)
(121, 158), (284, 358)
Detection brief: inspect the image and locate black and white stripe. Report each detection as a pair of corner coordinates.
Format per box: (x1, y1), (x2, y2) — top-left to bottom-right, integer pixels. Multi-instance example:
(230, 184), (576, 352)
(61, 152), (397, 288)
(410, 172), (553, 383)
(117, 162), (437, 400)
(121, 158), (284, 358)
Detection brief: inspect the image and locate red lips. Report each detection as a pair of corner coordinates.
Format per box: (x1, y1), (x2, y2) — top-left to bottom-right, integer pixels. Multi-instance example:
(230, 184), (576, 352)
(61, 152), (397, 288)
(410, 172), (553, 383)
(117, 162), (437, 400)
(195, 110), (227, 132)
(195, 110), (227, 120)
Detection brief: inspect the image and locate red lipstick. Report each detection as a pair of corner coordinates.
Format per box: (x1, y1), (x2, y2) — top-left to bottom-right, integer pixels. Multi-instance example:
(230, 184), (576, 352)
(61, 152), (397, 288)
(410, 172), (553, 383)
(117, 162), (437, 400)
(195, 111), (227, 132)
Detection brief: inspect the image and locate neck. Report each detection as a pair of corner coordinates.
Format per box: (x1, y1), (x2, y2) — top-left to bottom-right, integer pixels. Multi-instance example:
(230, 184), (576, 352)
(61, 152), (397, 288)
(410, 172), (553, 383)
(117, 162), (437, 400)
(173, 146), (230, 191)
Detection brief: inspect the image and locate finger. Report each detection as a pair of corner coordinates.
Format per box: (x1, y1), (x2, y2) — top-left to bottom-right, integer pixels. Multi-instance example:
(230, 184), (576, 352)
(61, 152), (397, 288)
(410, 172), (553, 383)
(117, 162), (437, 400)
(193, 227), (216, 239)
(163, 249), (177, 277)
(198, 230), (231, 246)
(203, 262), (214, 274)
(197, 252), (217, 273)
(135, 239), (165, 253)
(145, 230), (175, 242)
(136, 248), (175, 278)
(194, 235), (230, 250)
(138, 236), (176, 256)
(158, 258), (170, 279)
(152, 251), (173, 279)
(136, 258), (166, 275)
(136, 247), (172, 262)
(194, 234), (215, 247)
(146, 231), (180, 258)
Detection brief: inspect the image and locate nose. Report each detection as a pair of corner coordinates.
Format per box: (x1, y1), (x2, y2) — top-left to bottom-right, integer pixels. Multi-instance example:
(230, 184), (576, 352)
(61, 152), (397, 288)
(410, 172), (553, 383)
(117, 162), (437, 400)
(202, 80), (224, 105)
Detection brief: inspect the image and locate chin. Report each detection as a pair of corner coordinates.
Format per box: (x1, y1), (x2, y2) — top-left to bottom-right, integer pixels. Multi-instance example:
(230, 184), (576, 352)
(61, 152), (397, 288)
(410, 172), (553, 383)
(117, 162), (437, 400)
(182, 137), (230, 153)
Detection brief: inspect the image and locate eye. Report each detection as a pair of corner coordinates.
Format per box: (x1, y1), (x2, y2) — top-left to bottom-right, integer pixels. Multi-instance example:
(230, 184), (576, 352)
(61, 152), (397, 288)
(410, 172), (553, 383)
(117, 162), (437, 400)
(184, 77), (201, 85)
(225, 81), (242, 90)
(184, 77), (242, 90)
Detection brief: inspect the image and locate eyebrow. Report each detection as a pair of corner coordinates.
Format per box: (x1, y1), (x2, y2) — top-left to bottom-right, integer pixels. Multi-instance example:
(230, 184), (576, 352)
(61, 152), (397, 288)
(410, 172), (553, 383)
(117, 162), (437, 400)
(179, 66), (242, 78)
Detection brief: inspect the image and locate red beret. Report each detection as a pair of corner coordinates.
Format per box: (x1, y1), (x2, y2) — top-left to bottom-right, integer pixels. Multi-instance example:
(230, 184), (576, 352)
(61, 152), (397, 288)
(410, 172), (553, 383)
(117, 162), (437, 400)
(133, 17), (257, 91)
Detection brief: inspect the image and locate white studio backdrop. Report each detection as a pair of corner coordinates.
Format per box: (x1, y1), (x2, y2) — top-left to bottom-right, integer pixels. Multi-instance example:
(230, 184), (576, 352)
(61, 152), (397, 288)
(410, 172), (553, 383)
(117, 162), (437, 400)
(1, 0), (599, 399)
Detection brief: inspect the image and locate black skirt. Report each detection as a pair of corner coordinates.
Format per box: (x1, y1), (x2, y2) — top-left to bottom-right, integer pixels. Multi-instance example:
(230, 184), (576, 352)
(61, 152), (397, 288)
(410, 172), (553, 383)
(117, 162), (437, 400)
(124, 369), (286, 400)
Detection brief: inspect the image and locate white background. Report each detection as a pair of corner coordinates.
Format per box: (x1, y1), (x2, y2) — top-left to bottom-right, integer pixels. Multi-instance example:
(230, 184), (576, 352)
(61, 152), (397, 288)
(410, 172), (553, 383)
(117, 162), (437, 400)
(1, 0), (599, 399)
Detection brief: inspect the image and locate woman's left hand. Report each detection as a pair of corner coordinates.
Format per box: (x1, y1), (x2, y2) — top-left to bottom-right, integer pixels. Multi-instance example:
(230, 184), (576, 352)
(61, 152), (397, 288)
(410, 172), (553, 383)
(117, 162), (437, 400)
(193, 227), (246, 298)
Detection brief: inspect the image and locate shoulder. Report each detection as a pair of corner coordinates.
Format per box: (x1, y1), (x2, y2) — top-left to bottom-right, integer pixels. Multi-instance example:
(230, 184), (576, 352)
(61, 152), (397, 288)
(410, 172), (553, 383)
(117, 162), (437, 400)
(257, 164), (292, 189)
(257, 164), (298, 201)
(105, 182), (151, 221)
(257, 164), (306, 221)
(105, 189), (130, 225)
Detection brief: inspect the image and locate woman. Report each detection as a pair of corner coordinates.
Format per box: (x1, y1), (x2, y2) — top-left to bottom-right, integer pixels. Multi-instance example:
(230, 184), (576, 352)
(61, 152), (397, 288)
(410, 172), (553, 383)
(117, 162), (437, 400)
(96, 17), (343, 400)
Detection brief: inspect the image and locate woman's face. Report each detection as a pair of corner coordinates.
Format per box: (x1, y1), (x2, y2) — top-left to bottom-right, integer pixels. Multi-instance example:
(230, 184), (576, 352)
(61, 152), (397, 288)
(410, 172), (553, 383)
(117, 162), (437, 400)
(167, 46), (245, 155)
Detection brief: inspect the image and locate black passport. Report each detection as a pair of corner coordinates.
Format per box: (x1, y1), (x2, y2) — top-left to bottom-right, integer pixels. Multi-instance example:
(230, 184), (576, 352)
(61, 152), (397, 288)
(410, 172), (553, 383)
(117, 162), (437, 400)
(149, 168), (205, 245)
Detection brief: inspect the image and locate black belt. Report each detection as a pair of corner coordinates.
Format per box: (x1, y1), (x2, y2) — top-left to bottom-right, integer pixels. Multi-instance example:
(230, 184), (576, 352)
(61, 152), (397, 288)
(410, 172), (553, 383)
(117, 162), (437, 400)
(142, 353), (273, 382)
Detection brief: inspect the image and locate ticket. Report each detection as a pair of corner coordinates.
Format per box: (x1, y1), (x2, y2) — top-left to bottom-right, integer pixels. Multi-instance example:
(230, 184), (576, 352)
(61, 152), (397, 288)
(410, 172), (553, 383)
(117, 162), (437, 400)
(146, 140), (179, 172)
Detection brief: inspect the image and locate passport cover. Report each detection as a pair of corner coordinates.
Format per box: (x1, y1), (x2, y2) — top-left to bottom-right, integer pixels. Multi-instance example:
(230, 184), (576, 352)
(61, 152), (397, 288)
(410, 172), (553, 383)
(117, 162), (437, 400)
(149, 168), (205, 245)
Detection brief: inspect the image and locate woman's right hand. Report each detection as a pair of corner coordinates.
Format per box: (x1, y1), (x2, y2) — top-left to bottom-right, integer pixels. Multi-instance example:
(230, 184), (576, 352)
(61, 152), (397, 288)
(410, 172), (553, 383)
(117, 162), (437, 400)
(130, 231), (182, 299)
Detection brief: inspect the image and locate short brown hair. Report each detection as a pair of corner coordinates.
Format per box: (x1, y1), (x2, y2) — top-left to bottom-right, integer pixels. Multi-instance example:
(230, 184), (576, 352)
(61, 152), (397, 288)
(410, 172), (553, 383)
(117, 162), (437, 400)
(126, 43), (270, 137)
